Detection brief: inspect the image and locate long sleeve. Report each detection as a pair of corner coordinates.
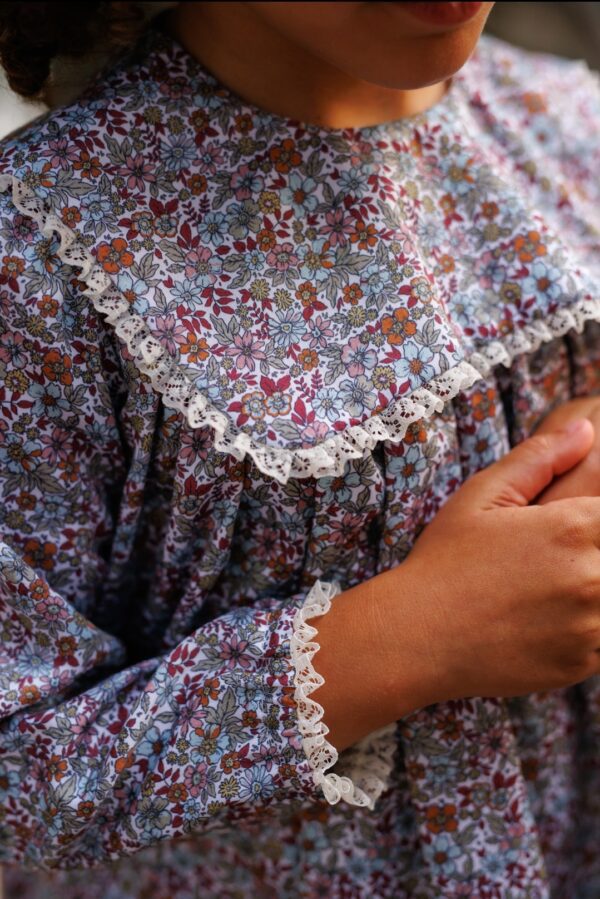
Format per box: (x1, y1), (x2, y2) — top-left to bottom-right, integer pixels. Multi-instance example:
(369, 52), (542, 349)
(0, 184), (394, 871)
(0, 537), (323, 870)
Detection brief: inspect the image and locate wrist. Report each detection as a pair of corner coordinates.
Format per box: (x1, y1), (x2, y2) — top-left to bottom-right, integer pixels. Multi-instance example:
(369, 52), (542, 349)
(375, 559), (450, 713)
(309, 562), (444, 753)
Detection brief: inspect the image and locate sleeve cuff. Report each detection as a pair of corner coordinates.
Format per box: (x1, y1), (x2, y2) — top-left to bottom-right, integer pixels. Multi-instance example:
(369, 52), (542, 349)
(290, 579), (396, 811)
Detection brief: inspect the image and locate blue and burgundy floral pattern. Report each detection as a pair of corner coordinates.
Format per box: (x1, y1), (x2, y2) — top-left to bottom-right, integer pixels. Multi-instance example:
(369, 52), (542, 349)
(1, 19), (600, 899)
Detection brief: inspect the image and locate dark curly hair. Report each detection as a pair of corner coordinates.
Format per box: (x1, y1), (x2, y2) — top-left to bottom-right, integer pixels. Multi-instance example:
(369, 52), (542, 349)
(0, 2), (154, 104)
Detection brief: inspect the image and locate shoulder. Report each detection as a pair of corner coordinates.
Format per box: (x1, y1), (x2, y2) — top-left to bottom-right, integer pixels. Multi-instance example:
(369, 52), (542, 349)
(465, 35), (600, 144)
(470, 33), (599, 101)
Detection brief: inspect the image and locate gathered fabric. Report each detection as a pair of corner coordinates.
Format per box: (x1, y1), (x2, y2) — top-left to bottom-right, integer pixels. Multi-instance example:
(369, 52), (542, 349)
(0, 19), (599, 897)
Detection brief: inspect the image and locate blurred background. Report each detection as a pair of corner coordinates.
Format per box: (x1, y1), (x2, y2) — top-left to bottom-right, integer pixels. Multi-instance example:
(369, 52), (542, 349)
(1, 1), (600, 139)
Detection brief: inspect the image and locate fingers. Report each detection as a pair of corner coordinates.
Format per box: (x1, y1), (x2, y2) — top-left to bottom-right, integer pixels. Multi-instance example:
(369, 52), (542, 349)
(463, 419), (595, 509)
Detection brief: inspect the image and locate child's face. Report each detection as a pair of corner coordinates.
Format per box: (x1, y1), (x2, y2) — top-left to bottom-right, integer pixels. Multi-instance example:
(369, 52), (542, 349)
(247, 2), (495, 90)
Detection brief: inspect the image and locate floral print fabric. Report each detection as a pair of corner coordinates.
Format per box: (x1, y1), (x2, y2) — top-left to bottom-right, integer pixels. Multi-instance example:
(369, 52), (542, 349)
(0, 19), (600, 898)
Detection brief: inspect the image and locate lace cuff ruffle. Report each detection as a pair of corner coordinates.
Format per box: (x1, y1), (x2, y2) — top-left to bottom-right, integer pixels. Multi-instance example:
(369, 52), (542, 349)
(290, 580), (396, 810)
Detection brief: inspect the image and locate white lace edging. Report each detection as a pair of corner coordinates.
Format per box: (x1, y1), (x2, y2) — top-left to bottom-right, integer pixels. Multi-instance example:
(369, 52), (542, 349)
(2, 173), (600, 485)
(290, 580), (397, 810)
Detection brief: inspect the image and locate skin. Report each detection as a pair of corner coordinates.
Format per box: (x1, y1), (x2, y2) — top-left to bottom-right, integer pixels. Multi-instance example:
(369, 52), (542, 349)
(162, 1), (495, 127)
(162, 2), (600, 752)
(534, 397), (600, 503)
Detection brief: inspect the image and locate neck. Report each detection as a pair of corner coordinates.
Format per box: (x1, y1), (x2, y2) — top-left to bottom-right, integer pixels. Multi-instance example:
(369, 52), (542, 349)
(160, 3), (448, 129)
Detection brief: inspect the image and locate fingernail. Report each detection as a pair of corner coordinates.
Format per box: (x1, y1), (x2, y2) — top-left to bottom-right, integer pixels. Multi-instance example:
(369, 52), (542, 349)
(562, 418), (590, 437)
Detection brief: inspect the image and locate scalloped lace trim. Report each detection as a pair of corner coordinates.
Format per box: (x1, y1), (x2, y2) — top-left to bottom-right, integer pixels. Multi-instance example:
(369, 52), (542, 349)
(2, 173), (600, 485)
(290, 580), (396, 810)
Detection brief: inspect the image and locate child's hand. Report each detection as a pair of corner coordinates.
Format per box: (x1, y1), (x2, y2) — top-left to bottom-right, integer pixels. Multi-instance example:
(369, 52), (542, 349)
(314, 417), (600, 752)
(534, 397), (600, 504)
(393, 418), (600, 708)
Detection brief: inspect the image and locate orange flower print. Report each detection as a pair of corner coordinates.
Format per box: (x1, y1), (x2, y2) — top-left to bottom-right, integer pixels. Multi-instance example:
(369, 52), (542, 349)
(410, 276), (433, 303)
(19, 684), (41, 706)
(30, 578), (49, 601)
(37, 295), (59, 317)
(269, 138), (302, 173)
(198, 677), (220, 706)
(190, 109), (209, 131)
(17, 492), (37, 511)
(299, 348), (318, 371)
(234, 113), (253, 134)
(42, 350), (73, 385)
(522, 91), (547, 114)
(167, 782), (188, 803)
(60, 206), (82, 227)
(96, 237), (134, 273)
(472, 387), (497, 421)
(23, 538), (57, 571)
(58, 453), (80, 483)
(514, 230), (547, 263)
(425, 803), (458, 834)
(76, 801), (95, 819)
(343, 284), (364, 305)
(221, 751), (242, 774)
(72, 149), (102, 179)
(295, 281), (316, 307)
(482, 201), (499, 220)
(439, 193), (456, 216)
(181, 334), (209, 363)
(404, 421), (428, 445)
(188, 173), (207, 196)
(381, 307), (417, 346)
(349, 220), (377, 250)
(257, 228), (277, 253)
(46, 754), (68, 782)
(242, 710), (258, 728)
(1, 255), (25, 279)
(55, 635), (77, 660)
(241, 391), (266, 420)
(439, 254), (455, 273)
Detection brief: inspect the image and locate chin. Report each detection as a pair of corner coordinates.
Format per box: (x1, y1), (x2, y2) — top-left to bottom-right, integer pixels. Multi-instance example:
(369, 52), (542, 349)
(337, 20), (484, 91)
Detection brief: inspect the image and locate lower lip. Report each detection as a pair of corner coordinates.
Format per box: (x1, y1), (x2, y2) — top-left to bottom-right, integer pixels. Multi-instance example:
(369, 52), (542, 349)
(399, 2), (484, 26)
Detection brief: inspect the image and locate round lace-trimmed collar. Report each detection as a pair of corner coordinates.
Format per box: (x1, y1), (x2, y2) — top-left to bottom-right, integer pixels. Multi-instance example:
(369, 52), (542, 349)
(0, 26), (598, 482)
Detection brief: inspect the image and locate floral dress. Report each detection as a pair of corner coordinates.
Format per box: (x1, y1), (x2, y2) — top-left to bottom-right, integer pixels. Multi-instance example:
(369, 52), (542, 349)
(0, 18), (599, 899)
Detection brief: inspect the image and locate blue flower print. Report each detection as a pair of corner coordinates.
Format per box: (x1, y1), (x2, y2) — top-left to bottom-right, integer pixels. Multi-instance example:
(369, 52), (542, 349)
(28, 382), (71, 419)
(462, 419), (499, 467)
(137, 726), (169, 768)
(246, 248), (267, 273)
(225, 200), (261, 240)
(337, 165), (371, 198)
(81, 189), (114, 228)
(136, 796), (172, 839)
(360, 260), (398, 309)
(268, 310), (305, 348)
(198, 211), (228, 247)
(389, 443), (429, 490)
(522, 258), (563, 305)
(396, 343), (436, 389)
(338, 376), (376, 418)
(171, 277), (203, 307)
(281, 173), (319, 215)
(319, 469), (363, 505)
(117, 271), (150, 313)
(313, 387), (345, 423)
(158, 135), (197, 173)
(297, 237), (333, 283)
(425, 834), (462, 877)
(237, 767), (276, 802)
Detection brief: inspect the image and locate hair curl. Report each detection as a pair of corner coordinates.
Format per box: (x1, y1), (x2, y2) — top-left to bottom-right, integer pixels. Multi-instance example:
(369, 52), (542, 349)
(0, 2), (152, 104)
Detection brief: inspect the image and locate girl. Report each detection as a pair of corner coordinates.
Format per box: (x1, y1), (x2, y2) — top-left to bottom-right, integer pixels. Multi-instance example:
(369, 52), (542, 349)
(0, 2), (599, 896)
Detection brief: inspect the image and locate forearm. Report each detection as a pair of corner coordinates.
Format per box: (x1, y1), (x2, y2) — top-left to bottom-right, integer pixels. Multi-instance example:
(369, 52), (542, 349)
(308, 561), (437, 753)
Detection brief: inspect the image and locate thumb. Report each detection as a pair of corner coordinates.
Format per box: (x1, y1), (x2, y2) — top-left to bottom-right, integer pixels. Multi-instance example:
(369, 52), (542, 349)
(464, 418), (595, 508)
